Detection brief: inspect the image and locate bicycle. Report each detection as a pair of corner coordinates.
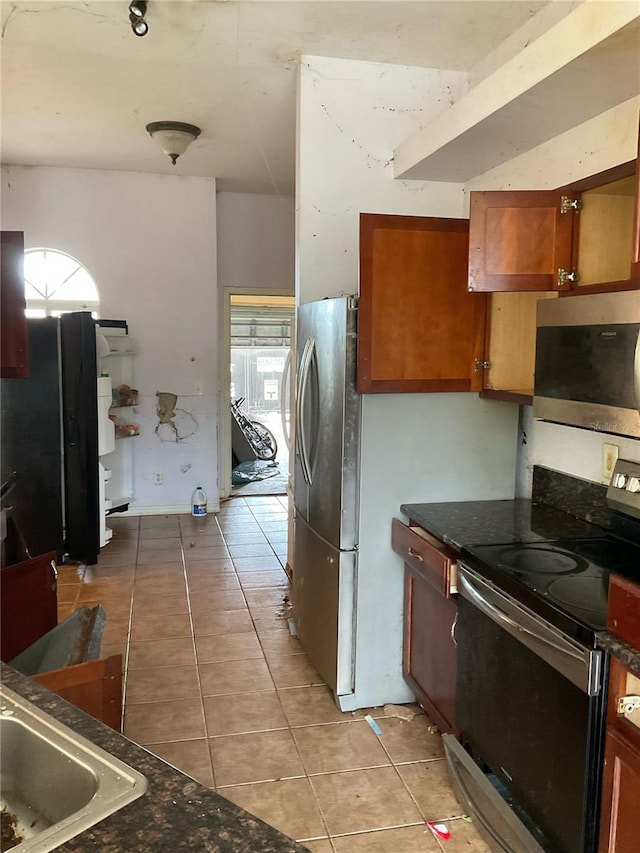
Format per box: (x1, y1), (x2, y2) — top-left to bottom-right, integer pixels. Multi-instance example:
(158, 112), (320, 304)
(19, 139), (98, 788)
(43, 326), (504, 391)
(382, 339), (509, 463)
(231, 398), (278, 461)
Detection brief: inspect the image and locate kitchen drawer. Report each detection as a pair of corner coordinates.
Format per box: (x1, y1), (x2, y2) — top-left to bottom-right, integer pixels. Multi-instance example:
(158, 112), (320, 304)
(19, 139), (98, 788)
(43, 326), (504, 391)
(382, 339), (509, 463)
(391, 519), (458, 598)
(607, 574), (640, 650)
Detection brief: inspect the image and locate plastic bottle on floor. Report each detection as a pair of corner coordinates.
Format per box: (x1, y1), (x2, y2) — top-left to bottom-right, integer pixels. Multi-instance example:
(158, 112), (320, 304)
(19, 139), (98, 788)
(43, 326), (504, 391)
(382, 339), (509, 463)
(191, 486), (207, 517)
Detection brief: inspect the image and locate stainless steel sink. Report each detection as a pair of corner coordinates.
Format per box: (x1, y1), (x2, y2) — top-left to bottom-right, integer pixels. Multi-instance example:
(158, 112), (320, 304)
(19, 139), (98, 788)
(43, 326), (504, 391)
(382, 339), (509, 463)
(0, 684), (148, 852)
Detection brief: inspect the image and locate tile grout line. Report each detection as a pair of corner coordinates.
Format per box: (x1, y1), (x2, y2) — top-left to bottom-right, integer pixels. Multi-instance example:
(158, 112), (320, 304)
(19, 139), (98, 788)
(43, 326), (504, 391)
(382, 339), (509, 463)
(219, 501), (336, 845)
(181, 512), (231, 791)
(114, 503), (469, 851)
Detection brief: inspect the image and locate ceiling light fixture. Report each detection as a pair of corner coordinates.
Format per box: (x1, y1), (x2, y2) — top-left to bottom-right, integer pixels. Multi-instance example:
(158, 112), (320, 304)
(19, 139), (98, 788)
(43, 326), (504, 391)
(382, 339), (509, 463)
(129, 1), (148, 36)
(145, 121), (201, 165)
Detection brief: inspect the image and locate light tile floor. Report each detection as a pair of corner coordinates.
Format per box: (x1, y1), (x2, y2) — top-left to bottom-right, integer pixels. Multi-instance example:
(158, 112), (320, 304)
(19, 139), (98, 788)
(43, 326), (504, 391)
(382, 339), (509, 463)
(57, 496), (491, 853)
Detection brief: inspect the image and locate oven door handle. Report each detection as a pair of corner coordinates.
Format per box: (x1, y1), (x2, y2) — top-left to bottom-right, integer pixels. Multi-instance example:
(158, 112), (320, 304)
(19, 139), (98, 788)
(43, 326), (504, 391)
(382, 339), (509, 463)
(458, 572), (583, 661)
(458, 569), (601, 695)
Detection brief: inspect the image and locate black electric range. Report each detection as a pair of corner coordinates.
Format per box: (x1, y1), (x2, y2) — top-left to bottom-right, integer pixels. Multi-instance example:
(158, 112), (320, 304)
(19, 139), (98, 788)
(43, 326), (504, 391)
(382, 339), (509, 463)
(459, 459), (640, 647)
(460, 531), (640, 646)
(447, 460), (640, 853)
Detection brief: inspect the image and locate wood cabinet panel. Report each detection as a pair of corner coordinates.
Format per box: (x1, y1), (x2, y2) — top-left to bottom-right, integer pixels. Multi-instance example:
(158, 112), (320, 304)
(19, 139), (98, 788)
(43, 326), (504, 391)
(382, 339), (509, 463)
(576, 178), (636, 287)
(599, 656), (640, 853)
(1, 231), (27, 378)
(468, 190), (575, 293)
(403, 564), (457, 734)
(358, 214), (486, 393)
(482, 291), (556, 397)
(392, 519), (457, 598)
(1, 551), (57, 662)
(607, 574), (640, 650)
(632, 116), (640, 286)
(34, 654), (123, 731)
(598, 729), (640, 853)
(393, 519), (458, 733)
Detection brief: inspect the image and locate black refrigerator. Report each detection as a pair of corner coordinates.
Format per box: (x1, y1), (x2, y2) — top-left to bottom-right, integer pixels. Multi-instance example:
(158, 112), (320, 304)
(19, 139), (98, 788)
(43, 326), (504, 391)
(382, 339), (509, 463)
(1, 312), (100, 565)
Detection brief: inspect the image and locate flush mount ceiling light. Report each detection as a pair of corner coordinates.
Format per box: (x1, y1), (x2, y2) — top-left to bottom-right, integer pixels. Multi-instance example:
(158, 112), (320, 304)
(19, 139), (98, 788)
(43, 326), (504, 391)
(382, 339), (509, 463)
(129, 0), (148, 36)
(145, 121), (201, 165)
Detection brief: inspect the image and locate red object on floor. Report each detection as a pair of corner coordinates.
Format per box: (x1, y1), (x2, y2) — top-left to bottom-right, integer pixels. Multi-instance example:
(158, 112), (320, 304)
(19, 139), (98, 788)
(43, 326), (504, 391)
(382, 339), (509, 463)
(427, 822), (451, 840)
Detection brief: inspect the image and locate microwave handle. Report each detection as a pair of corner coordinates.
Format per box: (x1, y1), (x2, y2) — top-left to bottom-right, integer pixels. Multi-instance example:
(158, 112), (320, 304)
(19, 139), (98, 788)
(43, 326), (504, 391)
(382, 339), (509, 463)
(635, 329), (640, 413)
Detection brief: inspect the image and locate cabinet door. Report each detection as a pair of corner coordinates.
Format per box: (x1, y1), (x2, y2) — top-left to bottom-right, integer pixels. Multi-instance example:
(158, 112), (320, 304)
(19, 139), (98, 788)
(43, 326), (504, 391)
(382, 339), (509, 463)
(403, 564), (458, 734)
(1, 231), (27, 378)
(358, 214), (486, 393)
(34, 655), (124, 731)
(607, 574), (640, 650)
(632, 117), (640, 286)
(1, 551), (58, 661)
(468, 190), (575, 293)
(598, 728), (640, 853)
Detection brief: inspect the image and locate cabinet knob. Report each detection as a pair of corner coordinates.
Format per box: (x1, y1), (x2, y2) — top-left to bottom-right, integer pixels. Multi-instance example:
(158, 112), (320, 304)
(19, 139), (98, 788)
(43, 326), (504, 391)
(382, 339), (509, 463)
(626, 476), (640, 493)
(407, 547), (424, 562)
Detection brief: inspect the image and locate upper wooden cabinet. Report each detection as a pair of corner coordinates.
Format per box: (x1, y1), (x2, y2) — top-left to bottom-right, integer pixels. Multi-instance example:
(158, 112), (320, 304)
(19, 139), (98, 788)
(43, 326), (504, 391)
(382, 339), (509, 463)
(472, 146), (639, 402)
(1, 231), (28, 378)
(633, 121), (640, 285)
(574, 172), (636, 289)
(468, 190), (575, 293)
(357, 213), (486, 393)
(468, 159), (639, 295)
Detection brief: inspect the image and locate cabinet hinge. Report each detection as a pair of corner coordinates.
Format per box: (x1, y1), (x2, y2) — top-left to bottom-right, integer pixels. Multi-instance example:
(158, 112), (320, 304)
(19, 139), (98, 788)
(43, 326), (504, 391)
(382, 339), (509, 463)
(474, 359), (491, 371)
(617, 695), (640, 715)
(560, 196), (583, 214)
(557, 268), (580, 288)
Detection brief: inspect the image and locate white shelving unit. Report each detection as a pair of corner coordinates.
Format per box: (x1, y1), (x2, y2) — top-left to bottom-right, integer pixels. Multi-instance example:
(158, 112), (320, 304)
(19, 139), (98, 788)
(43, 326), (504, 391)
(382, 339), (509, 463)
(97, 375), (115, 547)
(97, 325), (138, 542)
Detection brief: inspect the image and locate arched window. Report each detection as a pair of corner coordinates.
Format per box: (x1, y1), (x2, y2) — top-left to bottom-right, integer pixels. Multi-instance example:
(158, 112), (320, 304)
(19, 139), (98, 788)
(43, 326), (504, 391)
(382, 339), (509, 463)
(24, 248), (100, 318)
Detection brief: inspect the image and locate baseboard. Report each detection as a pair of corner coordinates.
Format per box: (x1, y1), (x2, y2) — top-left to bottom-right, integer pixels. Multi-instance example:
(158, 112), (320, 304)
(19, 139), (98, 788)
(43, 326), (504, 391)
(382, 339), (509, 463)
(111, 501), (221, 517)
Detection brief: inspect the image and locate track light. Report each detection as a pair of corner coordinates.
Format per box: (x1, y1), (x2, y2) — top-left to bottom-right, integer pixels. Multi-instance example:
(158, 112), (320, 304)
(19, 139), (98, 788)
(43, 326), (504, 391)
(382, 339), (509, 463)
(129, 1), (148, 36)
(145, 122), (201, 165)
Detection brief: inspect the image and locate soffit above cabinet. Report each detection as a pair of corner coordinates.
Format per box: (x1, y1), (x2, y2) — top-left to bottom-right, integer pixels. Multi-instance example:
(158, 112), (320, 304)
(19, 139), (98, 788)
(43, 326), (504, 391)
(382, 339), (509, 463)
(393, 3), (640, 183)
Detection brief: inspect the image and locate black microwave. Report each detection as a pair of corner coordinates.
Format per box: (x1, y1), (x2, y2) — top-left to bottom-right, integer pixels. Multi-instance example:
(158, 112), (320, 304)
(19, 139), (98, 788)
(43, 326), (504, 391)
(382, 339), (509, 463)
(533, 291), (640, 439)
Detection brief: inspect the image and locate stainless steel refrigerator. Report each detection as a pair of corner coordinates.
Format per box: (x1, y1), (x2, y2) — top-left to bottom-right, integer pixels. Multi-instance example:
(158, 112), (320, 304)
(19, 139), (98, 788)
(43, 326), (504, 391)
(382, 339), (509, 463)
(293, 296), (520, 711)
(293, 296), (361, 702)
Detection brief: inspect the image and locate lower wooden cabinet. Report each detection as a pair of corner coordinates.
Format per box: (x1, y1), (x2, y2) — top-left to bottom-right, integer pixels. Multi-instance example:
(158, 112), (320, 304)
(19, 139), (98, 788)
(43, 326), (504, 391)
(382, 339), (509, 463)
(1, 551), (123, 731)
(403, 563), (458, 733)
(392, 519), (458, 733)
(599, 656), (640, 853)
(599, 726), (640, 853)
(1, 551), (58, 661)
(34, 655), (124, 732)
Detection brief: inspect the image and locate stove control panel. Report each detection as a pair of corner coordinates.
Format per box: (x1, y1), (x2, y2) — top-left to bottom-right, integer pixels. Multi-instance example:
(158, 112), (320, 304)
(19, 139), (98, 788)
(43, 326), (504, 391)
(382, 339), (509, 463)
(607, 459), (640, 519)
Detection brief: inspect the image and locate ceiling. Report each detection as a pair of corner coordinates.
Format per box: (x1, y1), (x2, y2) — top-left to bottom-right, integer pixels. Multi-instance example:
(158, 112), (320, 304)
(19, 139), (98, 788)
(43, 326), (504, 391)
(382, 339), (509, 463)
(1, 0), (554, 195)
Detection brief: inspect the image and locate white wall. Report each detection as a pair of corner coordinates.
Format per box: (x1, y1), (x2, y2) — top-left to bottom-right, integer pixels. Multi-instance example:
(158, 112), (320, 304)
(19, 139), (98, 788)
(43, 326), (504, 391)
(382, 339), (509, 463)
(217, 192), (295, 291)
(215, 191), (295, 495)
(1, 165), (219, 513)
(296, 56), (470, 304)
(465, 96), (640, 494)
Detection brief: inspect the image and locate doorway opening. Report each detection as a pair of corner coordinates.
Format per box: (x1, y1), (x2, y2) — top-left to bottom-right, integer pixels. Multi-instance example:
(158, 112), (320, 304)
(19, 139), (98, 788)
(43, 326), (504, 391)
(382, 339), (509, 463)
(221, 293), (295, 497)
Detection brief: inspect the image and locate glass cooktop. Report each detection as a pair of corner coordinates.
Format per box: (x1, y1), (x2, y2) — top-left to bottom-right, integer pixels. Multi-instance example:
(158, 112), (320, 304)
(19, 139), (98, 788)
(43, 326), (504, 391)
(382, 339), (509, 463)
(461, 535), (640, 641)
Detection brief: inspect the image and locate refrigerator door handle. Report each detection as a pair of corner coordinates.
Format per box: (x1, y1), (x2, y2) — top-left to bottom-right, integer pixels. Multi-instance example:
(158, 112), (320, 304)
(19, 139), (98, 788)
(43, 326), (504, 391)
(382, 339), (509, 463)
(294, 338), (307, 473)
(296, 337), (316, 486)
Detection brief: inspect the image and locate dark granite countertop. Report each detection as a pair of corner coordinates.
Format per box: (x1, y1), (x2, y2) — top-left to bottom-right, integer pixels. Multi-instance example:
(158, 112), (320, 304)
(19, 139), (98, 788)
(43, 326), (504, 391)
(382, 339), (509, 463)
(399, 498), (605, 552)
(597, 632), (640, 680)
(1, 663), (309, 853)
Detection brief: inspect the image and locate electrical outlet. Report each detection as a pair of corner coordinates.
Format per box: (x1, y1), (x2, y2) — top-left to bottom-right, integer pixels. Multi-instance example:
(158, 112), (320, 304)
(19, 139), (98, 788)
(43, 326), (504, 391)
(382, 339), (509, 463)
(154, 472), (163, 485)
(602, 443), (619, 480)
